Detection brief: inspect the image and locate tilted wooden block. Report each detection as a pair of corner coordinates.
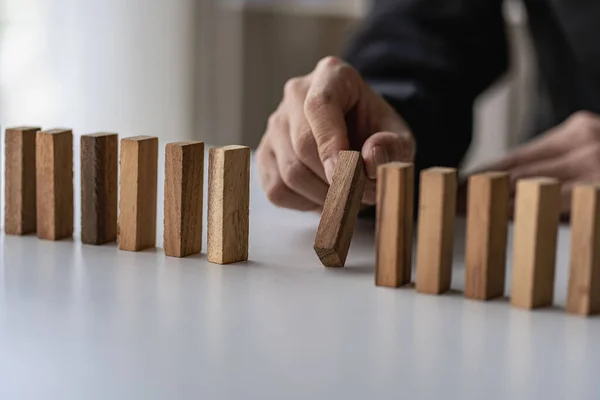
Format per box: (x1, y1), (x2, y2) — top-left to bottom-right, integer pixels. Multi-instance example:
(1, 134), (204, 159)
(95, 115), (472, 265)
(36, 129), (74, 240)
(415, 167), (457, 294)
(4, 126), (40, 235)
(118, 136), (158, 251)
(464, 172), (510, 300)
(375, 162), (414, 287)
(314, 151), (366, 267)
(207, 145), (250, 264)
(510, 178), (560, 309)
(164, 141), (205, 258)
(81, 133), (118, 245)
(567, 184), (600, 316)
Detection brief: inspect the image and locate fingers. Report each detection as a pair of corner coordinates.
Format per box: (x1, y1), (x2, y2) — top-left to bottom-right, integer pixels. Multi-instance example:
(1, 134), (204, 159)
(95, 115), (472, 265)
(508, 155), (577, 184)
(285, 78), (328, 182)
(256, 144), (320, 212)
(485, 127), (567, 171)
(270, 120), (329, 206)
(360, 131), (416, 180)
(304, 57), (362, 182)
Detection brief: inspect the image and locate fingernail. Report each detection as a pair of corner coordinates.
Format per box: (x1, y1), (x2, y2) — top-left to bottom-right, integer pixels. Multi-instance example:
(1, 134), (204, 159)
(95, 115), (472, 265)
(372, 146), (389, 167)
(324, 158), (335, 183)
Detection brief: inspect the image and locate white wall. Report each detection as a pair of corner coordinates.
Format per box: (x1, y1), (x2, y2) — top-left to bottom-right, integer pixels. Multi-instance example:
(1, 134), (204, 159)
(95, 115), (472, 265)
(0, 0), (198, 234)
(0, 0), (197, 139)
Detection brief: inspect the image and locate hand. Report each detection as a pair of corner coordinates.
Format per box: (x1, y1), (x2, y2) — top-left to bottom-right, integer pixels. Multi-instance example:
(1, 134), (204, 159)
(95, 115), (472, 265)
(482, 111), (600, 213)
(256, 56), (415, 211)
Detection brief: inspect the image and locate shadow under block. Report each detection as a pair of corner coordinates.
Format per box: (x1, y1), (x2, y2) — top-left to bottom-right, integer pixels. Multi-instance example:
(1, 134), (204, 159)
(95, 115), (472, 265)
(314, 151), (366, 267)
(164, 141), (205, 258)
(464, 172), (510, 300)
(510, 178), (560, 309)
(118, 136), (158, 251)
(567, 184), (600, 316)
(4, 126), (40, 235)
(36, 129), (74, 240)
(207, 145), (250, 264)
(415, 167), (457, 294)
(375, 162), (414, 287)
(81, 133), (118, 245)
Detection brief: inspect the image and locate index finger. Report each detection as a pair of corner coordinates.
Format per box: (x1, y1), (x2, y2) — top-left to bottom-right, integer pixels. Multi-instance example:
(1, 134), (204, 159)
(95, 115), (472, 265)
(304, 57), (362, 182)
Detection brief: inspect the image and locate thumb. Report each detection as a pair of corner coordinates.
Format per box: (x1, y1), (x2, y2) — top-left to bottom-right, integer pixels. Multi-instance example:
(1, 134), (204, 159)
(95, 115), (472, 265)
(361, 130), (416, 180)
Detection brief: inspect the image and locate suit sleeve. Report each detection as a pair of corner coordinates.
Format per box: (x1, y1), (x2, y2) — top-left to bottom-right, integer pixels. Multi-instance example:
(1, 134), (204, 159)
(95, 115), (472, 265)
(345, 0), (508, 172)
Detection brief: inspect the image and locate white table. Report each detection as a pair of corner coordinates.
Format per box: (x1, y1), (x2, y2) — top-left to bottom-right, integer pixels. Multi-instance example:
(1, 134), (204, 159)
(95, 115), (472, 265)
(1, 159), (600, 400)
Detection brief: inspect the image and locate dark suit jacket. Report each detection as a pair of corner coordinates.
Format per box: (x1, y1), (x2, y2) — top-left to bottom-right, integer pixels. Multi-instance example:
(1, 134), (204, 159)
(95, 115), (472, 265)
(345, 0), (600, 174)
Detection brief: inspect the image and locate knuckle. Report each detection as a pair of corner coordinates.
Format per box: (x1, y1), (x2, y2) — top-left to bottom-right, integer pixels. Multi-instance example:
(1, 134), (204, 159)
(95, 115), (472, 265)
(572, 110), (596, 123)
(283, 77), (303, 97)
(267, 113), (285, 130)
(304, 90), (333, 115)
(280, 158), (306, 186)
(292, 129), (315, 161)
(318, 55), (342, 69)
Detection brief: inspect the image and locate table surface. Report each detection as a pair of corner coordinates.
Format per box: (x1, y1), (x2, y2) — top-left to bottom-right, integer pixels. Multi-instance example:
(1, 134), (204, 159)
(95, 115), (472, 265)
(1, 156), (600, 400)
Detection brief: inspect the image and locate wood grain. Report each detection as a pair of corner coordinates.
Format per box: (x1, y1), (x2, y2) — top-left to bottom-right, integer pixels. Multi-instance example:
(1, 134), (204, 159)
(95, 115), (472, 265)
(164, 141), (205, 257)
(510, 178), (560, 309)
(118, 136), (158, 251)
(375, 162), (414, 287)
(4, 126), (39, 235)
(314, 151), (366, 267)
(415, 167), (457, 294)
(464, 172), (510, 300)
(207, 145), (250, 264)
(81, 133), (118, 245)
(567, 184), (600, 316)
(36, 129), (74, 240)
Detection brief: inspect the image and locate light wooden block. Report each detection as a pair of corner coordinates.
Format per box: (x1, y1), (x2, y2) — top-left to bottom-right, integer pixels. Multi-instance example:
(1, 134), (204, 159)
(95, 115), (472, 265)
(375, 162), (414, 287)
(314, 151), (366, 267)
(207, 145), (250, 264)
(4, 126), (39, 235)
(510, 178), (560, 309)
(81, 133), (118, 245)
(567, 184), (600, 316)
(415, 167), (457, 294)
(36, 129), (74, 240)
(464, 172), (510, 300)
(164, 141), (205, 258)
(118, 136), (158, 251)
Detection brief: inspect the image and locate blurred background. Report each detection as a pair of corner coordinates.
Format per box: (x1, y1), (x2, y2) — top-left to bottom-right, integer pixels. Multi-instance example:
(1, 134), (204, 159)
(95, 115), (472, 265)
(1, 0), (534, 172)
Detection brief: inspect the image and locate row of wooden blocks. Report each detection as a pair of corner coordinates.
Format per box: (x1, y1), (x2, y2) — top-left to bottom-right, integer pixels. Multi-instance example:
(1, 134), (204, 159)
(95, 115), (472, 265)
(314, 151), (599, 316)
(4, 127), (250, 264)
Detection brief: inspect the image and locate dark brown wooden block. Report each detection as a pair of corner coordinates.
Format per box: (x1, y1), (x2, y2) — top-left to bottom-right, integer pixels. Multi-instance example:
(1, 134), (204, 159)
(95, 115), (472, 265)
(81, 133), (118, 245)
(314, 151), (366, 267)
(164, 141), (205, 257)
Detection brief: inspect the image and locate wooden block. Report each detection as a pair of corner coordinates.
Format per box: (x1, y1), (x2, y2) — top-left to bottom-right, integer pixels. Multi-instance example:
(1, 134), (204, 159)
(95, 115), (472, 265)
(81, 133), (118, 245)
(207, 145), (250, 264)
(4, 126), (40, 235)
(464, 172), (510, 300)
(415, 167), (457, 294)
(164, 141), (205, 257)
(567, 184), (600, 316)
(375, 162), (414, 287)
(118, 136), (158, 251)
(314, 151), (366, 267)
(510, 178), (560, 309)
(36, 129), (74, 240)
